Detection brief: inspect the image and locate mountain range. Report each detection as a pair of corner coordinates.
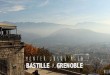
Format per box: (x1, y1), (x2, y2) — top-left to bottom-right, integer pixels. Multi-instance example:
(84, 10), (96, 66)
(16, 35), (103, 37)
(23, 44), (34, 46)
(1, 21), (110, 47)
(35, 28), (110, 47)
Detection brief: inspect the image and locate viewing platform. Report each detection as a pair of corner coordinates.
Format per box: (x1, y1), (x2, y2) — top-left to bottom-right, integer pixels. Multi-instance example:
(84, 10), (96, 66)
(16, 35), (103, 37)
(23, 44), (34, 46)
(0, 23), (21, 41)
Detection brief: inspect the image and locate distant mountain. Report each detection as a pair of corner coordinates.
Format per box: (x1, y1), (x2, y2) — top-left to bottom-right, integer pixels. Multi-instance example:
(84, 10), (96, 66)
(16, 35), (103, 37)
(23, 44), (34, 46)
(1, 21), (70, 42)
(74, 22), (110, 33)
(9, 22), (70, 36)
(18, 30), (41, 43)
(35, 28), (110, 47)
(1, 21), (110, 46)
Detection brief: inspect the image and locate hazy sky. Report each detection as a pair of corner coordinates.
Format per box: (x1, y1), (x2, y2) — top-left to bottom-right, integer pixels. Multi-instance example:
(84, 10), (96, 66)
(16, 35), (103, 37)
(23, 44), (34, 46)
(0, 0), (110, 25)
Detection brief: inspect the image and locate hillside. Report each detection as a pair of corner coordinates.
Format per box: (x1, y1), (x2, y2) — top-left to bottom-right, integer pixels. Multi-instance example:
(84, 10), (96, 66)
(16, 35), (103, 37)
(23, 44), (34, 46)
(35, 28), (110, 47)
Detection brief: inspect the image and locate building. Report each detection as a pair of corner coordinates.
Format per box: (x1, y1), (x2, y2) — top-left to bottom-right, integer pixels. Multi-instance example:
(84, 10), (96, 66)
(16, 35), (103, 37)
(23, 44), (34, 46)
(74, 53), (90, 65)
(0, 23), (24, 75)
(74, 53), (89, 62)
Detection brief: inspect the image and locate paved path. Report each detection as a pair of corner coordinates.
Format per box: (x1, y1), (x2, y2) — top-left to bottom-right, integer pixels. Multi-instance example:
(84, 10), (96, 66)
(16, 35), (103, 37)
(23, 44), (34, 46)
(25, 68), (67, 75)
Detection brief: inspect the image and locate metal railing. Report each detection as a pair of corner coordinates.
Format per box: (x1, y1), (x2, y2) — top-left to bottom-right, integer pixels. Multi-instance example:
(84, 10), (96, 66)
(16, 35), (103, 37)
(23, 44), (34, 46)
(0, 34), (21, 41)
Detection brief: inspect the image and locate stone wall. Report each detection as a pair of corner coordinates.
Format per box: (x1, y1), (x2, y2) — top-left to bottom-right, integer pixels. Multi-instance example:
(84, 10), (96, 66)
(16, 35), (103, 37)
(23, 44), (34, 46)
(0, 48), (24, 75)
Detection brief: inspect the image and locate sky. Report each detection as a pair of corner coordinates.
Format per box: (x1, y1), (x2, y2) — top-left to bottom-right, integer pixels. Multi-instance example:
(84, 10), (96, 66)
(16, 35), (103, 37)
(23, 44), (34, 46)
(0, 0), (110, 25)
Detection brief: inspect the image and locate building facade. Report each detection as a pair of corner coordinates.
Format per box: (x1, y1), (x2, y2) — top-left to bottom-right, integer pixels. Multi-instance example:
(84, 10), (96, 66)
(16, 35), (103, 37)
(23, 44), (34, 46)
(0, 23), (24, 75)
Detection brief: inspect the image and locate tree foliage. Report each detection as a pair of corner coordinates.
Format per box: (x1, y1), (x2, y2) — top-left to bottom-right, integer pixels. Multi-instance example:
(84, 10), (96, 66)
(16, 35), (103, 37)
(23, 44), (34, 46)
(24, 44), (52, 63)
